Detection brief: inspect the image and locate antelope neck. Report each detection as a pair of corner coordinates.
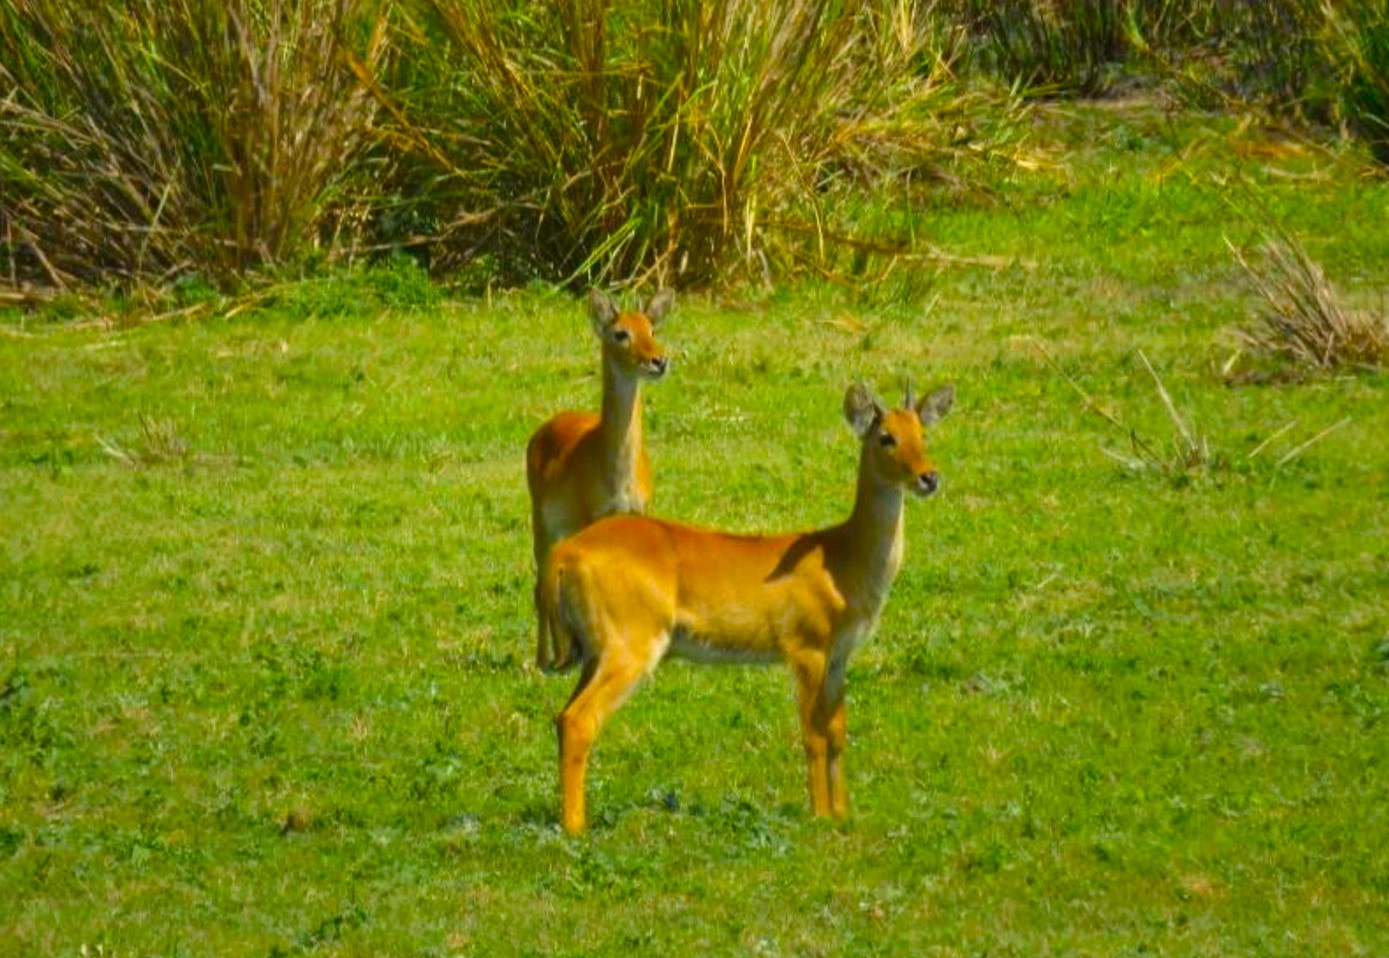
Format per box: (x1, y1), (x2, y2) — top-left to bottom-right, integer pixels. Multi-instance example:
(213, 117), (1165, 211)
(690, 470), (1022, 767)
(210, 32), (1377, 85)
(599, 354), (644, 477)
(841, 442), (907, 591)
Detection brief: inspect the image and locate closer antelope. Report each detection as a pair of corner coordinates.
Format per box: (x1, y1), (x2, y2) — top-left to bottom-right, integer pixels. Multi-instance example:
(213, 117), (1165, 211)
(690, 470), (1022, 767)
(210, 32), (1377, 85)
(539, 380), (955, 834)
(527, 288), (674, 670)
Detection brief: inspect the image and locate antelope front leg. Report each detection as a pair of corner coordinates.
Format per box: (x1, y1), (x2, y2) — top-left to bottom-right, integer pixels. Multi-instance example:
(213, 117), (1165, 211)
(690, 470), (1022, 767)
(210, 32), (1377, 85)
(826, 696), (848, 819)
(790, 651), (833, 818)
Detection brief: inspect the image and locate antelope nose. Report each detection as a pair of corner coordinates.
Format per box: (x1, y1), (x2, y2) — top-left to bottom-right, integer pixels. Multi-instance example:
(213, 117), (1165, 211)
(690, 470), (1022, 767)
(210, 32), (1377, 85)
(918, 470), (939, 494)
(651, 356), (669, 375)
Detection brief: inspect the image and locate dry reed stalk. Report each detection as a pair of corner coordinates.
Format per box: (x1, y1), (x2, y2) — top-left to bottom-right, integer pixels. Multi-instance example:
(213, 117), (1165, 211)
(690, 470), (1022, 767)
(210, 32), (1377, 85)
(1226, 231), (1388, 371)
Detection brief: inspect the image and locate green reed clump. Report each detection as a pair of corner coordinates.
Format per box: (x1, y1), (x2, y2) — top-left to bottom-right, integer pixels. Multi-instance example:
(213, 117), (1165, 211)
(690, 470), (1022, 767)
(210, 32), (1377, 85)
(1133, 0), (1388, 157)
(367, 0), (997, 287)
(1203, 0), (1325, 112)
(958, 0), (1135, 96)
(0, 0), (388, 288)
(947, 0), (1328, 107)
(1323, 0), (1389, 164)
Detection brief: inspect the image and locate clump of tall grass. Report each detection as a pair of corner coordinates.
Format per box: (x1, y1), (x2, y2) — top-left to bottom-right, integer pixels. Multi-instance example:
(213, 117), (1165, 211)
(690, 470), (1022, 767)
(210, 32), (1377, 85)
(1227, 229), (1388, 372)
(935, 0), (1331, 108)
(1206, 0), (1326, 113)
(940, 0), (1251, 98)
(96, 414), (189, 468)
(366, 0), (1013, 288)
(1138, 0), (1389, 163)
(949, 0), (1370, 145)
(957, 0), (1135, 96)
(1323, 0), (1389, 164)
(0, 0), (388, 289)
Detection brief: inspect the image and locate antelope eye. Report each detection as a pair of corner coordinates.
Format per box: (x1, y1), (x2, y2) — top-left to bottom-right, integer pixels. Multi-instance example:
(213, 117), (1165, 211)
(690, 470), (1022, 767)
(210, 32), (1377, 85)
(878, 432), (896, 447)
(612, 329), (631, 344)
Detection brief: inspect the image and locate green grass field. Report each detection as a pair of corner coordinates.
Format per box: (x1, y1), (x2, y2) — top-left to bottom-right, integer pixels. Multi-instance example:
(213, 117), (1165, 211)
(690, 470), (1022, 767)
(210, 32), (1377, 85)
(3, 103), (1388, 955)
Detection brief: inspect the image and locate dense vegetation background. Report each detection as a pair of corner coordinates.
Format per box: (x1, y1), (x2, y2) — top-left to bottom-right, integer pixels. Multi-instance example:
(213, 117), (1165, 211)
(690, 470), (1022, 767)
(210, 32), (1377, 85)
(2, 3), (1388, 956)
(2, 0), (1388, 293)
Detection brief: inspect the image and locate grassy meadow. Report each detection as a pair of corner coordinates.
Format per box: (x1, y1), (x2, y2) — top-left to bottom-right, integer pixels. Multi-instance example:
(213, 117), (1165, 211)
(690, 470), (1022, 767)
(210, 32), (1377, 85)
(3, 101), (1389, 955)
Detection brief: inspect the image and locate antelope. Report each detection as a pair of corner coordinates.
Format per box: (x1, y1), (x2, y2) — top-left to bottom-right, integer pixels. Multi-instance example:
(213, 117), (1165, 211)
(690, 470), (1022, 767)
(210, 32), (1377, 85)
(539, 380), (955, 834)
(527, 288), (675, 670)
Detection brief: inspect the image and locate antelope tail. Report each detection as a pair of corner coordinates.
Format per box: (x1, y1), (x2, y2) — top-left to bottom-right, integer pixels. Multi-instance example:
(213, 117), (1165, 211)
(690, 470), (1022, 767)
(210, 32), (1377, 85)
(536, 558), (580, 673)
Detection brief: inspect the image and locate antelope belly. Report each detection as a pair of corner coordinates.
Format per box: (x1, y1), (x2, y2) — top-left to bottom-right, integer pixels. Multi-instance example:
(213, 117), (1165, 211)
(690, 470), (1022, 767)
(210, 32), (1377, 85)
(667, 626), (782, 665)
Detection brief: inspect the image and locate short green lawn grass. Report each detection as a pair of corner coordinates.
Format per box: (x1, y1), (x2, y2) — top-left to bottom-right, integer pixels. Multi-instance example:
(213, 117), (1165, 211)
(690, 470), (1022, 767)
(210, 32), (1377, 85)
(2, 103), (1388, 956)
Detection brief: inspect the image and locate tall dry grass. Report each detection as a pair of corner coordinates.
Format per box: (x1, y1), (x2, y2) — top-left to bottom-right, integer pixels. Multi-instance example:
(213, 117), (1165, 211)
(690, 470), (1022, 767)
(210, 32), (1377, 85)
(3, 0), (1385, 294)
(364, 0), (1007, 287)
(0, 0), (388, 288)
(1228, 229), (1388, 372)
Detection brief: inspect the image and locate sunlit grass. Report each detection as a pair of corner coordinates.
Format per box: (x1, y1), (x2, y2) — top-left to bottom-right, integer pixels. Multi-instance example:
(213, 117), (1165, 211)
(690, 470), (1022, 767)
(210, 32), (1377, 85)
(2, 101), (1388, 956)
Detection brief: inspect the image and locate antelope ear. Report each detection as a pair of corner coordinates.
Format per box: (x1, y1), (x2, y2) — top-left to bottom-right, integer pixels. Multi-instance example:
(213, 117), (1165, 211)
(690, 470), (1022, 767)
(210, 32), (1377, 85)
(917, 384), (955, 425)
(643, 288), (675, 326)
(843, 383), (885, 438)
(588, 289), (618, 335)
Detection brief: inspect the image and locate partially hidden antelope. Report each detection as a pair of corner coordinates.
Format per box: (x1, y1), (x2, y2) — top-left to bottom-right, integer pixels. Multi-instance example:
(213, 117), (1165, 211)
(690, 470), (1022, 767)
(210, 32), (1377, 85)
(539, 380), (955, 834)
(527, 288), (675, 670)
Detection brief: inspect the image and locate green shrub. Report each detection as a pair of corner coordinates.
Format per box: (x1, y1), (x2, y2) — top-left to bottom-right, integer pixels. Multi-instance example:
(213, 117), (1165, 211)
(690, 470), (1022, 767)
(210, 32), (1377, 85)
(369, 0), (975, 287)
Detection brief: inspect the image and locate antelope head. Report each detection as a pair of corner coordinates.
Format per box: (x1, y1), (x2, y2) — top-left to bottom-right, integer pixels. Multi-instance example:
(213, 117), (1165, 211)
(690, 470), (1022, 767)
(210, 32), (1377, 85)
(844, 381), (955, 497)
(588, 289), (674, 380)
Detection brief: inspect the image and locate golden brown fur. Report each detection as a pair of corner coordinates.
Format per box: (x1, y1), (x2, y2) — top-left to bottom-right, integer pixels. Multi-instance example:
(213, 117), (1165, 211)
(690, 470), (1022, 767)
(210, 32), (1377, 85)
(526, 289), (673, 669)
(541, 382), (956, 833)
